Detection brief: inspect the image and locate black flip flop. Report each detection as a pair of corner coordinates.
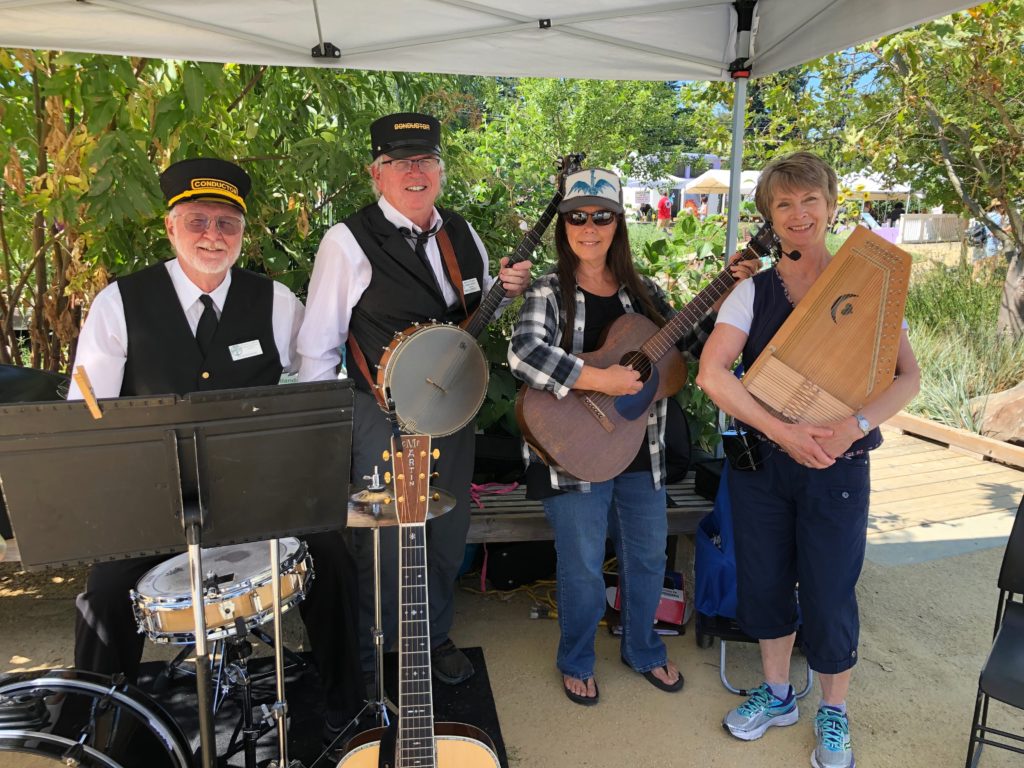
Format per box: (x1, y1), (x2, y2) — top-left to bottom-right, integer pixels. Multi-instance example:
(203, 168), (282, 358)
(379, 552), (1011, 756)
(562, 676), (600, 706)
(621, 658), (684, 692)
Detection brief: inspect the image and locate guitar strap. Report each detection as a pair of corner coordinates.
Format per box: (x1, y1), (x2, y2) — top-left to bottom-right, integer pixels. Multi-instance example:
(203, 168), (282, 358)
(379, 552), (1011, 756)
(436, 228), (469, 319)
(346, 332), (386, 408)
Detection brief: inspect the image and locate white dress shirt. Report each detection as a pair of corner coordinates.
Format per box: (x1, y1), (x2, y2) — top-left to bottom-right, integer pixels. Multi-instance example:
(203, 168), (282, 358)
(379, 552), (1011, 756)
(297, 197), (492, 383)
(69, 258), (304, 399)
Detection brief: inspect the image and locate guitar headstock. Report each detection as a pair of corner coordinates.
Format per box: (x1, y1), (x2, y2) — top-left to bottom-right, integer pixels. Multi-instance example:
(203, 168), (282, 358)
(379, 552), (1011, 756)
(390, 433), (437, 525)
(739, 221), (779, 265)
(555, 153), (586, 192)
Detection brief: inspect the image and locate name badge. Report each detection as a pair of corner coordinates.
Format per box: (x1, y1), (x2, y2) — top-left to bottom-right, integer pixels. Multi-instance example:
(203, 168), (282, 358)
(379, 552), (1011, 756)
(229, 339), (263, 361)
(462, 277), (481, 294)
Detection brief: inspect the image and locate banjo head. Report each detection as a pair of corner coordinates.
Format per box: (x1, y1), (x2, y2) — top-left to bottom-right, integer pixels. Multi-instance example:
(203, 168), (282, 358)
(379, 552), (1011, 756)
(379, 323), (489, 437)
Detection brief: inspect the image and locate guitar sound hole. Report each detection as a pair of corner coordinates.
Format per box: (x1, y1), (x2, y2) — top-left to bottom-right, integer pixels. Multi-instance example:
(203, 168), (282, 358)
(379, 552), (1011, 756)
(619, 351), (653, 383)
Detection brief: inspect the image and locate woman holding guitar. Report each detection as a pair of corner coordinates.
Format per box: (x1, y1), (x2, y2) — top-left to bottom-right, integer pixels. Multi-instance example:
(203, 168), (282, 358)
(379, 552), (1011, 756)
(508, 168), (756, 706)
(696, 152), (920, 768)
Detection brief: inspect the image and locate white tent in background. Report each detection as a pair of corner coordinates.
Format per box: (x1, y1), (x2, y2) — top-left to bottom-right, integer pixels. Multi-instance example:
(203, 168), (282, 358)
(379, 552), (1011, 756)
(0, 0), (974, 252)
(686, 169), (761, 196)
(841, 172), (912, 201)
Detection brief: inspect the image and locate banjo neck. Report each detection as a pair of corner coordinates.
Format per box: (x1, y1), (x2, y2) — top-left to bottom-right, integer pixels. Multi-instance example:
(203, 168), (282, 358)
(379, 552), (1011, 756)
(462, 193), (561, 340)
(462, 153), (583, 340)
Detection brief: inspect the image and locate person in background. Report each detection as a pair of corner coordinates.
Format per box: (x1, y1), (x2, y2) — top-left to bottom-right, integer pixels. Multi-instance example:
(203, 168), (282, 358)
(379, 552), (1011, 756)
(656, 191), (672, 230)
(696, 150), (920, 768)
(509, 167), (756, 706)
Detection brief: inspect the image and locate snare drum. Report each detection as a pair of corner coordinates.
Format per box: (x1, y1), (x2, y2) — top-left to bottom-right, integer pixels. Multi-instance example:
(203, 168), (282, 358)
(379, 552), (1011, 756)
(132, 538), (313, 644)
(0, 669), (192, 768)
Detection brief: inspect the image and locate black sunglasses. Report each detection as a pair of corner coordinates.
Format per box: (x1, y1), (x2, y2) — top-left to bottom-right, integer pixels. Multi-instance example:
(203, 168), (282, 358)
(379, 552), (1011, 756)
(564, 210), (617, 227)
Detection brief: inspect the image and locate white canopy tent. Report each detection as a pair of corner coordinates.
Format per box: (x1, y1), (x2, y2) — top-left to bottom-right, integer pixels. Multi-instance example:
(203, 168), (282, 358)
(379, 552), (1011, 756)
(0, 0), (973, 250)
(841, 172), (912, 202)
(686, 169), (760, 196)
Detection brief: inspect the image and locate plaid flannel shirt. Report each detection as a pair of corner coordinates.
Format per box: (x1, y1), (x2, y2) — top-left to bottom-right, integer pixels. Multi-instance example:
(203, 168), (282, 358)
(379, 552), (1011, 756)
(508, 272), (715, 493)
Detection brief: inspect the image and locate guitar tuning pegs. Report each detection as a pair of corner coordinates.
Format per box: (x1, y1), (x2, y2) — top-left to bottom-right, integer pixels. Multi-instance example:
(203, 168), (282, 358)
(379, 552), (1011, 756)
(384, 495), (393, 505)
(382, 449), (390, 461)
(384, 471), (392, 484)
(418, 472), (426, 480)
(431, 471), (439, 480)
(431, 492), (441, 501)
(419, 495), (427, 503)
(432, 448), (440, 459)
(396, 473), (405, 481)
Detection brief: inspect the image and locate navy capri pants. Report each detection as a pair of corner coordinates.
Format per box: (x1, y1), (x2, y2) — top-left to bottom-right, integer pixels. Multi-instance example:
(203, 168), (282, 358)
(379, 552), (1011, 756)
(728, 448), (870, 675)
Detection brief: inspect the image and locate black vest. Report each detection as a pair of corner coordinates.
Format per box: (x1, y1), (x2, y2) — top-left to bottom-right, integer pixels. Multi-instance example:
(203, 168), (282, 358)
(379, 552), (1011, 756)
(343, 203), (485, 392)
(119, 263), (282, 396)
(740, 268), (881, 452)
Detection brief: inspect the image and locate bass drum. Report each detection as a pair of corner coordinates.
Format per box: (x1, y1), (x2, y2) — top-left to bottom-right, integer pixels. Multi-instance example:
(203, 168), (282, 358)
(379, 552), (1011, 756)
(0, 669), (193, 768)
(376, 322), (489, 437)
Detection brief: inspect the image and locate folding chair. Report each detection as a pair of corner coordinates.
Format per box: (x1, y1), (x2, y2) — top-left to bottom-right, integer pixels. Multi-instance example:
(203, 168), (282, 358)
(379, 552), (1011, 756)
(964, 494), (1024, 767)
(694, 461), (813, 699)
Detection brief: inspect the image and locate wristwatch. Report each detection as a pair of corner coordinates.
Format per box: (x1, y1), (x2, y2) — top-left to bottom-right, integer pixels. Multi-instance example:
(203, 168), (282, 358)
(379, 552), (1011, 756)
(853, 413), (871, 436)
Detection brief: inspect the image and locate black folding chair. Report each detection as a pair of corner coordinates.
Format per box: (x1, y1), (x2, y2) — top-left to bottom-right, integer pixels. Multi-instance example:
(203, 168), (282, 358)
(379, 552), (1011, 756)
(964, 494), (1024, 767)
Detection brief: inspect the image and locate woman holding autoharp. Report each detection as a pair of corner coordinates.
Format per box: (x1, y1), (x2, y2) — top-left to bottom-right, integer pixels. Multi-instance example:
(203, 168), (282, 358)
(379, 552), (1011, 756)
(696, 151), (920, 768)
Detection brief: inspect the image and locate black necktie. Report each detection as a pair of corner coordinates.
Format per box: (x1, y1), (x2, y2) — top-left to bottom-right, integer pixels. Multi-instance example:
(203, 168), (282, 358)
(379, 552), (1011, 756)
(400, 225), (443, 295)
(196, 294), (218, 357)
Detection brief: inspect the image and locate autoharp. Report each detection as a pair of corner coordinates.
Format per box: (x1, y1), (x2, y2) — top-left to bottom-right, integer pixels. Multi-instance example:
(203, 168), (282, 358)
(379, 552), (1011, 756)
(742, 226), (911, 423)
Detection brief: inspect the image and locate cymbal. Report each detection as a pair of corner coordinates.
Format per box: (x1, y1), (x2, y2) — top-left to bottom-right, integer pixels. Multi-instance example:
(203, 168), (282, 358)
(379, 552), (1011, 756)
(347, 486), (456, 528)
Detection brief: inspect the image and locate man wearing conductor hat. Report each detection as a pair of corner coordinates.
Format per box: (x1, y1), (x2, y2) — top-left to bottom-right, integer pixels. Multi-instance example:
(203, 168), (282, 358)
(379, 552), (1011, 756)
(69, 157), (363, 738)
(298, 113), (533, 687)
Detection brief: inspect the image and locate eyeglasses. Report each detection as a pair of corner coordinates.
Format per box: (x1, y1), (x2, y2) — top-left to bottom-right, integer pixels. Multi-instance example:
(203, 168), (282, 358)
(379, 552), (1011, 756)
(177, 212), (245, 236)
(564, 210), (617, 227)
(380, 157), (441, 173)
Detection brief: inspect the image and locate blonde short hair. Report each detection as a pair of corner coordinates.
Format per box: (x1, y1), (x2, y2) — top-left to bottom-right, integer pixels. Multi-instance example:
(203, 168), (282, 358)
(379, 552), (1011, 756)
(754, 151), (838, 221)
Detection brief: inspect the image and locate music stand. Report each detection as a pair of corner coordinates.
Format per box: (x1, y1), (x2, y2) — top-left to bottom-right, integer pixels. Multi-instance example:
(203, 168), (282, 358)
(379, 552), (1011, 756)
(0, 380), (354, 768)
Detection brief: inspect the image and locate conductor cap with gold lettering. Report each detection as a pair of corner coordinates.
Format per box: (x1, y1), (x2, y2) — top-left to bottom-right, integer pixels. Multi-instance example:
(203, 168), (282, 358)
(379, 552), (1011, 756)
(370, 112), (442, 160)
(160, 158), (251, 213)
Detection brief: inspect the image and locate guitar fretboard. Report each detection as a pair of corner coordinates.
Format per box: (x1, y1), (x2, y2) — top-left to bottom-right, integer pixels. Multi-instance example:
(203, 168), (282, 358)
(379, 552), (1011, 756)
(397, 522), (435, 768)
(640, 227), (775, 362)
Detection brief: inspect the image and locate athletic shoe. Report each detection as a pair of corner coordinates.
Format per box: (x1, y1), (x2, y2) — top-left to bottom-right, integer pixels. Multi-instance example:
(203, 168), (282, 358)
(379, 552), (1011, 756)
(722, 682), (799, 741)
(812, 706), (854, 768)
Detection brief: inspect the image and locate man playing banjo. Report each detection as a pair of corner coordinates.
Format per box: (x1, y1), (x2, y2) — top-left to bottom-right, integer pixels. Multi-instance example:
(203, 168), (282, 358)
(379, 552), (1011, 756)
(69, 157), (364, 741)
(297, 112), (532, 686)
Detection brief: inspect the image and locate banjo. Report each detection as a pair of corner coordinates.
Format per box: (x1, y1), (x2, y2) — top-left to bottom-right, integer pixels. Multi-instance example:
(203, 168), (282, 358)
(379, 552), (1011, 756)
(373, 154), (584, 437)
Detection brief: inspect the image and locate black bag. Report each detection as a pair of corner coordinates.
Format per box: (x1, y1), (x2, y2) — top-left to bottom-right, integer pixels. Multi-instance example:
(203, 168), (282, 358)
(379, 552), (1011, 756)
(664, 397), (692, 483)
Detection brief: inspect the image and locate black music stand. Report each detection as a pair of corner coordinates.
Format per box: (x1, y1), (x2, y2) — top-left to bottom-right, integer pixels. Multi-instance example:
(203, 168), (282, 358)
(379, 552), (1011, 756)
(0, 380), (354, 768)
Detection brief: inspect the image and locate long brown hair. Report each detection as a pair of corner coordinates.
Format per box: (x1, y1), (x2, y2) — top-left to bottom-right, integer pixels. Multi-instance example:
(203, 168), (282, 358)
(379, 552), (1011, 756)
(554, 214), (665, 351)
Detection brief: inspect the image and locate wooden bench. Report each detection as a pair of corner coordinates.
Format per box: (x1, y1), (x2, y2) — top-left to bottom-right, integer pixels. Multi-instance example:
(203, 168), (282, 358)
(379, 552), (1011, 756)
(0, 478), (712, 563)
(466, 476), (711, 543)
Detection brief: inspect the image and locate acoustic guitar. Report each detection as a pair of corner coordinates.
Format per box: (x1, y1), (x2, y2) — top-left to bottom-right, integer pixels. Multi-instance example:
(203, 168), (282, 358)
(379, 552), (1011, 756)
(372, 154), (584, 438)
(337, 425), (501, 768)
(515, 224), (778, 483)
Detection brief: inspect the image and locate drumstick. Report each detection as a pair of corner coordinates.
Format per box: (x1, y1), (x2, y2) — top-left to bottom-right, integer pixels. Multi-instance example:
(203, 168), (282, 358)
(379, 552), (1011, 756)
(72, 366), (103, 420)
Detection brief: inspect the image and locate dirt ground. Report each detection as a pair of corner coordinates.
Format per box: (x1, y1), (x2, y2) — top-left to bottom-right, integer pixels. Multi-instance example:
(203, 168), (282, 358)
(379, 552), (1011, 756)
(1, 535), (1019, 768)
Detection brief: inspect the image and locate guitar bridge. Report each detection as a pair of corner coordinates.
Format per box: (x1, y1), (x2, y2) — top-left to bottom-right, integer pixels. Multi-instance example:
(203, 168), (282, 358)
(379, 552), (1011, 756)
(580, 394), (615, 433)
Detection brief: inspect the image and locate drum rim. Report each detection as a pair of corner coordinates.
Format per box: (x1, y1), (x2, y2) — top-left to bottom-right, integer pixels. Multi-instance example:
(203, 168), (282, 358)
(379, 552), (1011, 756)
(0, 670), (192, 768)
(0, 728), (123, 766)
(134, 538), (304, 599)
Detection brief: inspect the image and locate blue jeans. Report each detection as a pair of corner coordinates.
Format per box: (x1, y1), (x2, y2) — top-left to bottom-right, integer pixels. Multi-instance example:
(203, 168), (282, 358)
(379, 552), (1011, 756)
(543, 472), (668, 680)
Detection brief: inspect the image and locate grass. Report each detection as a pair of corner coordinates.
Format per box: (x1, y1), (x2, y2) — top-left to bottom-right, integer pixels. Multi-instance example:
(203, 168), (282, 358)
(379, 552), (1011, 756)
(904, 261), (1024, 432)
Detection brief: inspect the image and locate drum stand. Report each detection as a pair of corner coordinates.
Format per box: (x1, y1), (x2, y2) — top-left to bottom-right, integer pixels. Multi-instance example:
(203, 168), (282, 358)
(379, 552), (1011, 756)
(320, 468), (396, 759)
(362, 468), (397, 728)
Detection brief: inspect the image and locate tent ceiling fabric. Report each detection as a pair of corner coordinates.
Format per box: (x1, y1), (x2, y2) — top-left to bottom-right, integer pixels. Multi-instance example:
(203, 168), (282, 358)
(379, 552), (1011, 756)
(0, 0), (974, 81)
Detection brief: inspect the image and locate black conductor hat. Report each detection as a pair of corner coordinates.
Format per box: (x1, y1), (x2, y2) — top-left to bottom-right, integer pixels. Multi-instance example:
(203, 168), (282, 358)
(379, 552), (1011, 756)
(160, 158), (251, 213)
(370, 112), (442, 160)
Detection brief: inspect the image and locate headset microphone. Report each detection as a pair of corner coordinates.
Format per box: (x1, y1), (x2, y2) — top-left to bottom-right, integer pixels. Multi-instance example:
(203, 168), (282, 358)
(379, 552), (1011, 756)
(782, 248), (802, 261)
